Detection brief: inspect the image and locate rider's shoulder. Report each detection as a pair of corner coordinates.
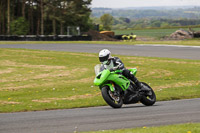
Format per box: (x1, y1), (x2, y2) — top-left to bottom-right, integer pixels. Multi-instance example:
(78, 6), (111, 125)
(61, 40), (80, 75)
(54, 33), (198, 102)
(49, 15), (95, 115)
(113, 57), (121, 61)
(113, 57), (119, 59)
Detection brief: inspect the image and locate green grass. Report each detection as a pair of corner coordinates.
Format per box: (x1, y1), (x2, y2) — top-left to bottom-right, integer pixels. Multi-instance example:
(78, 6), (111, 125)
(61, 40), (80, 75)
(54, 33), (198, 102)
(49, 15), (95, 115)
(1, 39), (200, 46)
(82, 123), (200, 133)
(0, 48), (200, 113)
(113, 27), (200, 38)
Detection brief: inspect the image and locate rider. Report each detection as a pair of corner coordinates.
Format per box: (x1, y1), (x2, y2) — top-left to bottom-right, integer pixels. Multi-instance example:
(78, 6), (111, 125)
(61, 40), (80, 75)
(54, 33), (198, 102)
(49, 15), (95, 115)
(98, 49), (148, 91)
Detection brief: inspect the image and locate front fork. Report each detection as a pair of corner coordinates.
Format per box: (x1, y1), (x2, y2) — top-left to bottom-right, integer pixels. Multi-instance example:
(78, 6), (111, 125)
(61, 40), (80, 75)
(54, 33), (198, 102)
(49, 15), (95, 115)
(101, 83), (115, 92)
(101, 83), (122, 97)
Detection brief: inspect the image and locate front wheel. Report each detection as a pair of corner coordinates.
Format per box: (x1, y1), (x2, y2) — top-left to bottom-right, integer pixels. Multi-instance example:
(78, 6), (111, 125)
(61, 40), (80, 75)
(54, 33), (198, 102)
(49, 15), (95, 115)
(101, 86), (123, 108)
(140, 82), (156, 106)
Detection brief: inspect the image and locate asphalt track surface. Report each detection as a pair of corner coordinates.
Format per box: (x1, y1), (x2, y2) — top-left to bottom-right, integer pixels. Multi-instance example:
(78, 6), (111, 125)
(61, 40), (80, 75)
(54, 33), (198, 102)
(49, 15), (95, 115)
(0, 43), (200, 133)
(0, 99), (200, 133)
(0, 43), (200, 60)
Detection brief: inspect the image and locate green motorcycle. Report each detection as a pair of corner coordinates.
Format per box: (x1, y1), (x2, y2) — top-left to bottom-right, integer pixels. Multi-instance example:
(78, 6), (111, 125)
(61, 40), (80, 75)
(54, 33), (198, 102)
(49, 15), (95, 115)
(94, 64), (156, 108)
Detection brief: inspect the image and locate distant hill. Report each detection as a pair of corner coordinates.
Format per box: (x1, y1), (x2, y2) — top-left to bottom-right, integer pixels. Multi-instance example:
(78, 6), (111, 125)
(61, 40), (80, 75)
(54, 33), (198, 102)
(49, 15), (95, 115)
(92, 6), (200, 19)
(121, 6), (200, 10)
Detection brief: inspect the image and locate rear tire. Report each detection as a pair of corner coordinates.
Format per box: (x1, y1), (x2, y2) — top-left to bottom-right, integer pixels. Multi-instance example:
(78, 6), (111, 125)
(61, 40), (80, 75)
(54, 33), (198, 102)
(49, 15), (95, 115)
(101, 86), (123, 108)
(140, 82), (156, 106)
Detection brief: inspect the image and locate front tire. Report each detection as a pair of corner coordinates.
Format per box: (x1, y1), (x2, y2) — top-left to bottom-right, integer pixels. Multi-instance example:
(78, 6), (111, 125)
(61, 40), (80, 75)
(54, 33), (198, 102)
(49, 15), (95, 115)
(101, 86), (123, 108)
(140, 82), (156, 106)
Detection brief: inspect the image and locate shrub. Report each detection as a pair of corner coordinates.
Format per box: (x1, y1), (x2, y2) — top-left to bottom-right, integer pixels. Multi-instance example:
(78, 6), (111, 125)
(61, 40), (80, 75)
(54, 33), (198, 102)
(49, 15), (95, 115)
(11, 17), (29, 35)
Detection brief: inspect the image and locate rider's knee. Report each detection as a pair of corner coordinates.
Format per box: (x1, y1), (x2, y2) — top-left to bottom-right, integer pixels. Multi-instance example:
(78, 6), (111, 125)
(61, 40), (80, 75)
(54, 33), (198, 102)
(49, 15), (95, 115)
(122, 69), (131, 78)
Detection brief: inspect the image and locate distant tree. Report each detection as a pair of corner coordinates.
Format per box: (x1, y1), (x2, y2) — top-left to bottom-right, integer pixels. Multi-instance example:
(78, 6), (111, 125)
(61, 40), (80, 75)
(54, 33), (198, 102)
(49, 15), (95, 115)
(40, 0), (44, 35)
(0, 0), (92, 35)
(0, 0), (6, 34)
(112, 24), (127, 30)
(134, 24), (143, 29)
(161, 22), (169, 28)
(10, 17), (29, 35)
(100, 14), (113, 30)
(119, 17), (130, 23)
(7, 0), (10, 34)
(22, 0), (26, 18)
(170, 23), (181, 27)
(152, 21), (161, 27)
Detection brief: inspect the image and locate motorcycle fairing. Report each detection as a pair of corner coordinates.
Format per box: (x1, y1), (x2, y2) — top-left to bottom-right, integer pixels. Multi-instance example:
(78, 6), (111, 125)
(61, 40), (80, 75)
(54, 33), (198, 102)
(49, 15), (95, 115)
(129, 68), (137, 76)
(107, 73), (130, 91)
(94, 69), (110, 86)
(94, 69), (131, 92)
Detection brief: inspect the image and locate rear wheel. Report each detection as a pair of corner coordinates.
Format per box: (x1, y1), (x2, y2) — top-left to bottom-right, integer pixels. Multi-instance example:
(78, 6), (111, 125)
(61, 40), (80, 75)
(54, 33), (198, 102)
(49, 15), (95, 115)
(101, 86), (123, 108)
(140, 82), (156, 106)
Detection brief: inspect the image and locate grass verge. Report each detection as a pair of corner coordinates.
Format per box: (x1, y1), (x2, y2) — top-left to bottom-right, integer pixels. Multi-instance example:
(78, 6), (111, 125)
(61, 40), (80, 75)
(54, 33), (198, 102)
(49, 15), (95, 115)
(0, 48), (200, 113)
(0, 40), (200, 46)
(82, 123), (200, 133)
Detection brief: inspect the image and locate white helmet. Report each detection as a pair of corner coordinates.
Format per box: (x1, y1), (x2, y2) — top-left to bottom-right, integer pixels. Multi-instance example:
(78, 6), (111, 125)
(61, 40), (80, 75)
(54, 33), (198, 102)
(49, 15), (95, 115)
(99, 49), (112, 65)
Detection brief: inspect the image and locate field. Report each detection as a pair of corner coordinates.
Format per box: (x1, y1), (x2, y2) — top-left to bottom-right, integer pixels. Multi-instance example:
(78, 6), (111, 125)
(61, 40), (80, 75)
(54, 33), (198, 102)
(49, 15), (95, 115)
(113, 27), (200, 38)
(83, 123), (200, 133)
(1, 40), (200, 46)
(0, 48), (200, 113)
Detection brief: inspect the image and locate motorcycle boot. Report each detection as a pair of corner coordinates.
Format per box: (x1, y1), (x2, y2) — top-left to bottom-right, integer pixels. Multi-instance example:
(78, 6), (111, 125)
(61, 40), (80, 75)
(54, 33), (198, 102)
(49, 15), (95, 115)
(123, 69), (151, 95)
(129, 73), (142, 89)
(129, 74), (152, 95)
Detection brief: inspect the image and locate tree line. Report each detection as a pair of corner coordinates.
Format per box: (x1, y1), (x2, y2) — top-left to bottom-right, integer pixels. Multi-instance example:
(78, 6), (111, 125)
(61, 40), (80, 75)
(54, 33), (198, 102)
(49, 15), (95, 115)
(92, 7), (200, 19)
(112, 18), (200, 30)
(92, 7), (200, 30)
(92, 14), (200, 31)
(0, 0), (92, 35)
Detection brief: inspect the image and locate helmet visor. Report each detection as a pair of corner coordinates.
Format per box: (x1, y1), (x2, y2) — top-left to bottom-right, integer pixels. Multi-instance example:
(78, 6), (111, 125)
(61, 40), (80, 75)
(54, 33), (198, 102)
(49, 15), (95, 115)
(99, 54), (109, 63)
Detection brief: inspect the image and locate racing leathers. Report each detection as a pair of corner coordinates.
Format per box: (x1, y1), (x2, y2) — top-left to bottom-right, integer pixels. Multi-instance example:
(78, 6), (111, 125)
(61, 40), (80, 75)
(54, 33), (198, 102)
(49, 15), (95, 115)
(100, 57), (143, 89)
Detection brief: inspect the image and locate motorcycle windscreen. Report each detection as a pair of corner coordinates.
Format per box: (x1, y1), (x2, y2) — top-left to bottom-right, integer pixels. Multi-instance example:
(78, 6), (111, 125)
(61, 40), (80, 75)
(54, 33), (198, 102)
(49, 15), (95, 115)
(94, 64), (101, 76)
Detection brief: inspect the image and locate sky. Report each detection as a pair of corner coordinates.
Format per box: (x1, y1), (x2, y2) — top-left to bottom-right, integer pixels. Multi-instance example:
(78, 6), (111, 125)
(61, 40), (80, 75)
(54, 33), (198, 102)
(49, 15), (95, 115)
(91, 0), (200, 8)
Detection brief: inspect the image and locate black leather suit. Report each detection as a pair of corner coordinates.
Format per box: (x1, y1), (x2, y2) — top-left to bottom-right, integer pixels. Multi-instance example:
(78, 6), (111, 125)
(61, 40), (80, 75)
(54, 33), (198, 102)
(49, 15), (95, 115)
(100, 57), (142, 88)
